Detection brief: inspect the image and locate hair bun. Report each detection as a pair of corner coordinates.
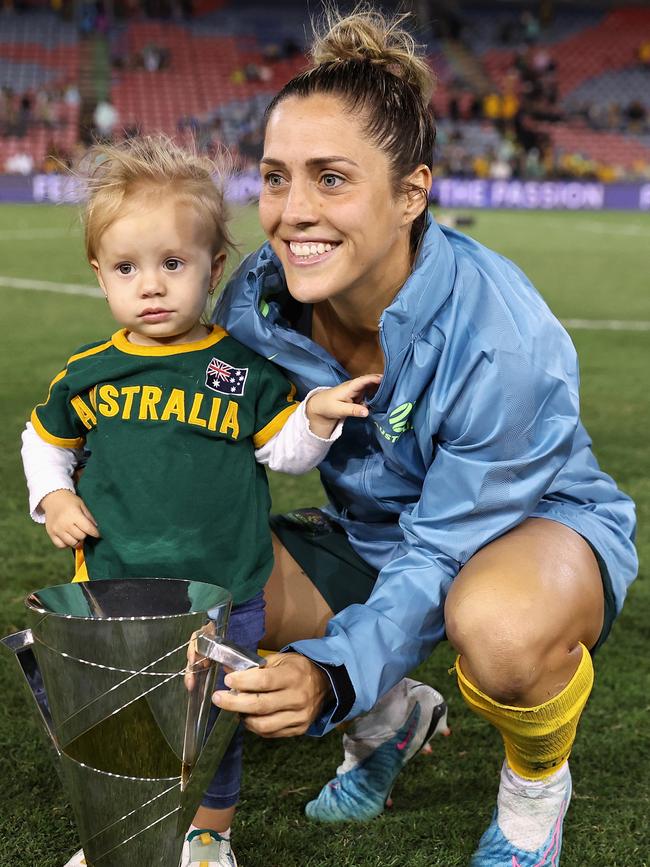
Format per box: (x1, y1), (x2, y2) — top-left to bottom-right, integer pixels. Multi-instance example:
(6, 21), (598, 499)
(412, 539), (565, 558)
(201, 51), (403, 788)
(312, 6), (435, 104)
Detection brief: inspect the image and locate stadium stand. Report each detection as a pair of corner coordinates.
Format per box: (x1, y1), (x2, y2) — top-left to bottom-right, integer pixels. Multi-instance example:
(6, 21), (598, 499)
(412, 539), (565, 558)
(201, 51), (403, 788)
(1, 1), (650, 182)
(0, 9), (80, 172)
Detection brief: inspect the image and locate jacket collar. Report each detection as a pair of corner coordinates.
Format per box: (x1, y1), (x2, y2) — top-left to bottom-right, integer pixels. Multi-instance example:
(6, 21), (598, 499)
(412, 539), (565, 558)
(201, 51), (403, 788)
(249, 216), (457, 338)
(215, 217), (458, 391)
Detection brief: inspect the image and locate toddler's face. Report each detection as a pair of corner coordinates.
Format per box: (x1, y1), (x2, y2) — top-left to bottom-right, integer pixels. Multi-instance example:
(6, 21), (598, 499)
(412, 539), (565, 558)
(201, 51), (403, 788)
(91, 194), (224, 346)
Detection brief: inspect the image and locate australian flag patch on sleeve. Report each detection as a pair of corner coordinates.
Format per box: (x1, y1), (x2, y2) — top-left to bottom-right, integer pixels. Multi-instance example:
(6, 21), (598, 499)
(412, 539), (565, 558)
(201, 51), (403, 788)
(205, 357), (249, 396)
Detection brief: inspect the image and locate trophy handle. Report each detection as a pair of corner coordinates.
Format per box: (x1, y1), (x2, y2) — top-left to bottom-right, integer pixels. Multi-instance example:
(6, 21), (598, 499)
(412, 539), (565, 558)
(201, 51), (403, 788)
(195, 635), (267, 672)
(2, 629), (60, 755)
(176, 637), (265, 833)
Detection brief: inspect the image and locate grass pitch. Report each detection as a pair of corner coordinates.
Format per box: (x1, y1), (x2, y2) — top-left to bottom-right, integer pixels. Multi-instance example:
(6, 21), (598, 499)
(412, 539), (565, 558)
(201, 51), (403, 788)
(0, 204), (648, 866)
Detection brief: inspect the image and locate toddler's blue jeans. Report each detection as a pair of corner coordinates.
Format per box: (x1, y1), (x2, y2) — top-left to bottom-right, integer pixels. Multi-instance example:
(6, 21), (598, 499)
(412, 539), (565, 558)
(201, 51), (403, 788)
(200, 591), (266, 809)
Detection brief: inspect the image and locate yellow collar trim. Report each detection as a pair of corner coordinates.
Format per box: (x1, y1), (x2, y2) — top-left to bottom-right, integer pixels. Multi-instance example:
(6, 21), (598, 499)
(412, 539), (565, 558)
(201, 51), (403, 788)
(112, 325), (228, 356)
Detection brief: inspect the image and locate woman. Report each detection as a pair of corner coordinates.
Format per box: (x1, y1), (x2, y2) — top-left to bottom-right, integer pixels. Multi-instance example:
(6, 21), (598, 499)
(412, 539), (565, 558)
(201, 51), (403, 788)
(212, 10), (637, 865)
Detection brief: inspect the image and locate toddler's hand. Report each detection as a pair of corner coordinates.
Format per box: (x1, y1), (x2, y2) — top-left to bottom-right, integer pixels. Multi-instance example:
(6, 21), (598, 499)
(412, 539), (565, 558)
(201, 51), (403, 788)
(40, 490), (100, 550)
(306, 373), (382, 438)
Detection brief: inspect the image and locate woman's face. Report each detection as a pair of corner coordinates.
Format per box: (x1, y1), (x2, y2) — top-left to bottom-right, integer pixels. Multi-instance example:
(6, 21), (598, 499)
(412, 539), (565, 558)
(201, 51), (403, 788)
(259, 94), (416, 308)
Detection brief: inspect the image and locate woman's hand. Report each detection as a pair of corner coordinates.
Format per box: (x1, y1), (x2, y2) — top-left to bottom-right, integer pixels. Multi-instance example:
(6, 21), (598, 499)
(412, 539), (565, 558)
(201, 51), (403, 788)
(212, 652), (333, 737)
(40, 489), (100, 549)
(306, 373), (382, 438)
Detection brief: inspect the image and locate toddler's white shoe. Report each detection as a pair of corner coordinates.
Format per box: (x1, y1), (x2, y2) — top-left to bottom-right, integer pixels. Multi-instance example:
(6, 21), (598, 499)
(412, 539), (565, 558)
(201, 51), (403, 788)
(181, 829), (238, 867)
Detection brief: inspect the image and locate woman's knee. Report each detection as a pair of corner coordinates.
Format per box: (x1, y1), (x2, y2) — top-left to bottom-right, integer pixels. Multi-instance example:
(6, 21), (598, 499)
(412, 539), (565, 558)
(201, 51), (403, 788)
(444, 519), (605, 703)
(445, 587), (555, 703)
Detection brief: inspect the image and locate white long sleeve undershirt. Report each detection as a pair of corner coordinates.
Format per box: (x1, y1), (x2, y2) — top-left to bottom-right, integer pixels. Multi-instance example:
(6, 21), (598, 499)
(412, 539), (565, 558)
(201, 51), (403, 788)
(21, 388), (340, 523)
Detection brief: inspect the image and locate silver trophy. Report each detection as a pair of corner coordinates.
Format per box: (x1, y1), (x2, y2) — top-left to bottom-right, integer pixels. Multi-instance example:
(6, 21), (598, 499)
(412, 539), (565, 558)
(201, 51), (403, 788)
(2, 578), (264, 867)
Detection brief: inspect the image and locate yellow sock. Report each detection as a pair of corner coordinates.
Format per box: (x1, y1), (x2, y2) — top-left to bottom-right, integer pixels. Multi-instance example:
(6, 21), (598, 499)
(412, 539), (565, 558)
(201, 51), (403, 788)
(456, 643), (594, 780)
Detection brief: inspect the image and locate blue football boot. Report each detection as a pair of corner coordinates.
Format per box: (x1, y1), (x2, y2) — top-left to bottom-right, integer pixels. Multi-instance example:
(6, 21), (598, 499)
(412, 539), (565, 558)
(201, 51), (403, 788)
(471, 762), (572, 866)
(305, 680), (449, 822)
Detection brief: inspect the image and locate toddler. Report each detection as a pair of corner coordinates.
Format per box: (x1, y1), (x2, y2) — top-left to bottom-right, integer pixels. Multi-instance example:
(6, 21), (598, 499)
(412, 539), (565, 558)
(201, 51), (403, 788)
(21, 135), (379, 867)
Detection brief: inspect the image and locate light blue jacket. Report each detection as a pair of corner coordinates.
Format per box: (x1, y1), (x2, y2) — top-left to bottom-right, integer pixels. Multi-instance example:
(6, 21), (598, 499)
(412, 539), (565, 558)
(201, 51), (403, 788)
(214, 219), (637, 733)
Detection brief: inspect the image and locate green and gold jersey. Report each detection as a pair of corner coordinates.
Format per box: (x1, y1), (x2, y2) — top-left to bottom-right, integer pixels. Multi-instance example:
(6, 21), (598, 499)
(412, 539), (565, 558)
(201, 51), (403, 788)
(32, 326), (299, 603)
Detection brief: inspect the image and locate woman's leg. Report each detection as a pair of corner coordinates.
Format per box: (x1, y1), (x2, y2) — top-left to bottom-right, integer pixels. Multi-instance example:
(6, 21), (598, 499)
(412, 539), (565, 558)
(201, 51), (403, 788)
(445, 517), (603, 706)
(261, 534), (334, 649)
(444, 517), (604, 865)
(262, 533), (449, 822)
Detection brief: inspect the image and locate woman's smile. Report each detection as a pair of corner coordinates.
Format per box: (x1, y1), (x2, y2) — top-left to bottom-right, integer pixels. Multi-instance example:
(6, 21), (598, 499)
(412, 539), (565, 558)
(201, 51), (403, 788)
(285, 239), (341, 265)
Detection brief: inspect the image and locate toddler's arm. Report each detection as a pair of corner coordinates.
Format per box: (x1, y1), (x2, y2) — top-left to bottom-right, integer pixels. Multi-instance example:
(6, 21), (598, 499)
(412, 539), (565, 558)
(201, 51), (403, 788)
(255, 374), (381, 474)
(21, 423), (99, 549)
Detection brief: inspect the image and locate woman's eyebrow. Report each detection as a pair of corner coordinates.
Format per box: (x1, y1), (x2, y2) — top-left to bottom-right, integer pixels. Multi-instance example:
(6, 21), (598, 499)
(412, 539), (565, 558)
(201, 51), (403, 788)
(260, 156), (360, 168)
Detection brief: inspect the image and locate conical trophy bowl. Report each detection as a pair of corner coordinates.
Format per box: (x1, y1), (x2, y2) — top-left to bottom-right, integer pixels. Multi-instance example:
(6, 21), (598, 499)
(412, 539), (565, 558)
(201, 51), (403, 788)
(3, 578), (262, 867)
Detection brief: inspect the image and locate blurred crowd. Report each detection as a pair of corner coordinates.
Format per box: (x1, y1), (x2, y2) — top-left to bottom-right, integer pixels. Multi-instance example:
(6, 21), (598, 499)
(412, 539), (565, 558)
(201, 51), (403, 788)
(429, 7), (650, 183)
(0, 82), (78, 137)
(2, 2), (650, 182)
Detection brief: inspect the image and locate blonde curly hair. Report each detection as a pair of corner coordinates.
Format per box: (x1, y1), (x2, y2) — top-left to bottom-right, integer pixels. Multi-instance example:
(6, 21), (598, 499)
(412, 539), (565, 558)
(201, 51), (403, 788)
(78, 135), (233, 261)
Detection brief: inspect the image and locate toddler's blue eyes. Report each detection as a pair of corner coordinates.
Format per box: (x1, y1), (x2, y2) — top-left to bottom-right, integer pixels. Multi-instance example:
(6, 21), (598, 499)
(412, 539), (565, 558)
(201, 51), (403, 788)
(118, 264), (132, 275)
(165, 259), (180, 270)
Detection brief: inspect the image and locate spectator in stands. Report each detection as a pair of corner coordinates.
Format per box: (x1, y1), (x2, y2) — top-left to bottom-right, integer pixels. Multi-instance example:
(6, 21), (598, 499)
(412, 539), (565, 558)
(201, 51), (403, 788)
(489, 151), (512, 179)
(79, 0), (96, 34)
(472, 151), (491, 178)
(4, 150), (34, 175)
(520, 9), (540, 44)
(122, 121), (142, 139)
(524, 147), (545, 178)
(93, 99), (119, 141)
(41, 142), (72, 173)
(15, 93), (32, 137)
(177, 114), (200, 136)
(638, 39), (650, 71)
(513, 106), (538, 151)
(625, 100), (647, 133)
(262, 37), (303, 62)
(94, 0), (109, 34)
(468, 93), (482, 120)
(531, 47), (553, 75)
(242, 62), (271, 83)
(230, 67), (246, 85)
(64, 81), (81, 107)
(34, 89), (58, 129)
(586, 100), (607, 130)
(501, 86), (519, 122)
(1, 86), (16, 136)
(142, 42), (170, 71)
(498, 17), (518, 46)
(606, 101), (623, 131)
(447, 92), (461, 122)
(282, 36), (302, 58)
(482, 91), (502, 123)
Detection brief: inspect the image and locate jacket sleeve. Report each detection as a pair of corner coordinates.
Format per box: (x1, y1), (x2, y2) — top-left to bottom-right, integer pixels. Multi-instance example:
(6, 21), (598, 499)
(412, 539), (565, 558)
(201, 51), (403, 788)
(290, 347), (581, 734)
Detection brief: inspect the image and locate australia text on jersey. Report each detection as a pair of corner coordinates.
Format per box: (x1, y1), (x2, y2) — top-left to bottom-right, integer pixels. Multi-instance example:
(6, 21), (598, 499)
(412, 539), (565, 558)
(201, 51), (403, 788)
(73, 383), (242, 439)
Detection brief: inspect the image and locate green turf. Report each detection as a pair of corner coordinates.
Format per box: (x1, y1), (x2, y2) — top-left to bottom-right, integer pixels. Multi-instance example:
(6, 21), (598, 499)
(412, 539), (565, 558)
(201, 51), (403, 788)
(0, 206), (648, 866)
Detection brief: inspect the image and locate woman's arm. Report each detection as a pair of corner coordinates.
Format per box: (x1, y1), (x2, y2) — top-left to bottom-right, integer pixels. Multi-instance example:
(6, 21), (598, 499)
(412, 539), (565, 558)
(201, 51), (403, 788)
(214, 349), (581, 735)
